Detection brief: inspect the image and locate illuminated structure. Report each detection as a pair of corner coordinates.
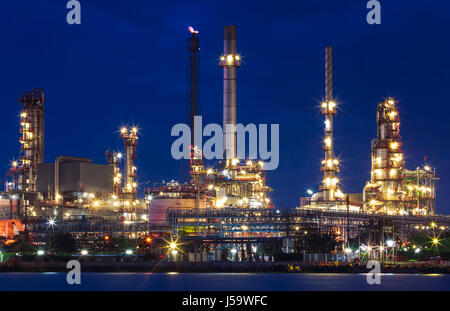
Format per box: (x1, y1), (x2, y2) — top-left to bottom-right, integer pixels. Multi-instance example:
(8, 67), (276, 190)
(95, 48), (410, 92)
(210, 160), (272, 208)
(219, 25), (241, 160)
(188, 26), (205, 186)
(7, 89), (45, 192)
(106, 149), (122, 197)
(0, 26), (447, 256)
(212, 26), (271, 209)
(120, 126), (138, 199)
(363, 98), (438, 215)
(312, 47), (343, 203)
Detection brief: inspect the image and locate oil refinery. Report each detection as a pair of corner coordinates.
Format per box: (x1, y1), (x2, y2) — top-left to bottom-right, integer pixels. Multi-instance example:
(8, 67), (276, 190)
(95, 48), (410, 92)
(0, 25), (449, 263)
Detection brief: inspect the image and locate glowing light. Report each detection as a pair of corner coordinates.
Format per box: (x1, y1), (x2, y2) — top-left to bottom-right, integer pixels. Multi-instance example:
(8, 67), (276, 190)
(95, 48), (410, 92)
(328, 101), (336, 110)
(424, 166), (431, 171)
(415, 248), (421, 254)
(226, 54), (234, 65)
(188, 26), (198, 34)
(207, 169), (213, 174)
(116, 152), (123, 159)
(324, 137), (331, 147)
(336, 189), (344, 198)
(307, 189), (313, 195)
(344, 248), (352, 254)
(47, 218), (56, 227)
(125, 249), (133, 255)
(37, 250), (45, 256)
(146, 237), (152, 243)
(81, 249), (88, 256)
(390, 142), (399, 150)
(387, 111), (397, 119)
(386, 240), (395, 247)
(120, 127), (127, 134)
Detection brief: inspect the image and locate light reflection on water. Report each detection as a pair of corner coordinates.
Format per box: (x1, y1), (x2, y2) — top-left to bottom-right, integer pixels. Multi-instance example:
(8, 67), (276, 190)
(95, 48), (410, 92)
(0, 273), (448, 291)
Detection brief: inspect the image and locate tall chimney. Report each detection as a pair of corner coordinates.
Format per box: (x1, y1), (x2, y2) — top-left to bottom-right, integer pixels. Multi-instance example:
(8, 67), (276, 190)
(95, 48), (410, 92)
(320, 46), (341, 201)
(219, 25), (241, 160)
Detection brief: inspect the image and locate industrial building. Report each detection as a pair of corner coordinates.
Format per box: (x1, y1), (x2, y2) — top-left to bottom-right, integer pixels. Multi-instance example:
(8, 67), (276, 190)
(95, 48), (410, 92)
(363, 98), (438, 215)
(0, 25), (447, 262)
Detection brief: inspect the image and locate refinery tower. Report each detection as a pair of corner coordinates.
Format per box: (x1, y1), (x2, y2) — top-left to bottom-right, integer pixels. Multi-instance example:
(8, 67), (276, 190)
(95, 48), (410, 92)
(363, 98), (438, 215)
(311, 47), (345, 205)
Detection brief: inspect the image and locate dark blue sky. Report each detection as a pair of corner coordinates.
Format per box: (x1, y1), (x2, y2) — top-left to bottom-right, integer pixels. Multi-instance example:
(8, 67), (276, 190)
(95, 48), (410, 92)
(1, 1), (449, 213)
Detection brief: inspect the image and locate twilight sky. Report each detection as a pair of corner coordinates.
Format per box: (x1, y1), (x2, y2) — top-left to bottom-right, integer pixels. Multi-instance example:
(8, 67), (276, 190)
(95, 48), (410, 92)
(1, 1), (449, 213)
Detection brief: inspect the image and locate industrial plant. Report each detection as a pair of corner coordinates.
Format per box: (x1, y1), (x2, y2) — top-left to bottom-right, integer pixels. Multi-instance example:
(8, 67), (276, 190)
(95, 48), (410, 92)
(0, 25), (448, 264)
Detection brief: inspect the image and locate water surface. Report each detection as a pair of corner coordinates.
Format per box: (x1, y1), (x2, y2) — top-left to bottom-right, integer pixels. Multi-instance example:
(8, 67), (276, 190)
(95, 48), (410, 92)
(0, 273), (448, 291)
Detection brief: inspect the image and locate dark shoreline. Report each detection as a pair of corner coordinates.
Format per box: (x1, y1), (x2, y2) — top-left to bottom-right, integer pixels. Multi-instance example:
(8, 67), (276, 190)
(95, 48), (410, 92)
(1, 261), (449, 274)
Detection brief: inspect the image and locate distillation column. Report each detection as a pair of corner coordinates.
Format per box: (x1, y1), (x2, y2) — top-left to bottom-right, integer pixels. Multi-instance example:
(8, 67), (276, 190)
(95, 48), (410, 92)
(120, 127), (138, 199)
(319, 47), (341, 201)
(18, 89), (45, 192)
(364, 98), (404, 212)
(219, 25), (241, 161)
(106, 149), (122, 197)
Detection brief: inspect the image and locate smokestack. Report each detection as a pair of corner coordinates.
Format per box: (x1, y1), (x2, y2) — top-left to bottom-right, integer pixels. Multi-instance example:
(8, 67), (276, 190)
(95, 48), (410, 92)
(220, 25), (241, 160)
(325, 47), (333, 102)
(188, 26), (204, 185)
